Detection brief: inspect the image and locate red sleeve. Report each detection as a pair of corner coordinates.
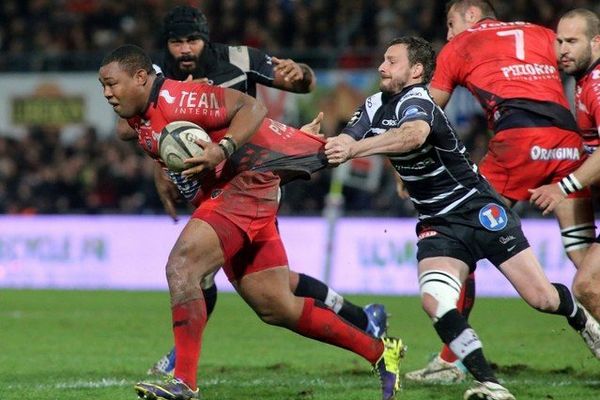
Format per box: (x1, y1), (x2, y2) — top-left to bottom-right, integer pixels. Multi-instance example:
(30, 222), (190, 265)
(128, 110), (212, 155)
(430, 42), (458, 93)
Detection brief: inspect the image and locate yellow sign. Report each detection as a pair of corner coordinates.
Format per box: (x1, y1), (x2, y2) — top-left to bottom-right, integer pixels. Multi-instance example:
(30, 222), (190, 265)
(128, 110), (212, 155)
(12, 96), (85, 125)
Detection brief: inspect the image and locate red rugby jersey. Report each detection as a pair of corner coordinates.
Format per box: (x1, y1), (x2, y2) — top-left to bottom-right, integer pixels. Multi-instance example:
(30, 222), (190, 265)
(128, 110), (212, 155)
(431, 19), (575, 133)
(128, 77), (326, 204)
(575, 59), (600, 154)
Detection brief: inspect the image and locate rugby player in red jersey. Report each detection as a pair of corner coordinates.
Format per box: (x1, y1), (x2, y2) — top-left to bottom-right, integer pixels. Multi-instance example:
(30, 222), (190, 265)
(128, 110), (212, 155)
(99, 44), (405, 400)
(133, 6), (389, 377)
(530, 8), (600, 325)
(405, 0), (600, 384)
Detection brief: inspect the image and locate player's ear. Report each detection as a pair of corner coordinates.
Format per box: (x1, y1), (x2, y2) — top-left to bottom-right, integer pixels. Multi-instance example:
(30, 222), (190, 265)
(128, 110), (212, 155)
(135, 68), (149, 86)
(592, 34), (600, 51)
(412, 63), (424, 80)
(464, 6), (480, 23)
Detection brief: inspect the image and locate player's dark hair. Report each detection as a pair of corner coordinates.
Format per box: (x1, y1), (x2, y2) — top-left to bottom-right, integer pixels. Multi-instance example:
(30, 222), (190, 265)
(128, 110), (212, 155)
(561, 8), (600, 40)
(101, 44), (153, 76)
(446, 0), (497, 19)
(387, 36), (436, 83)
(163, 5), (210, 43)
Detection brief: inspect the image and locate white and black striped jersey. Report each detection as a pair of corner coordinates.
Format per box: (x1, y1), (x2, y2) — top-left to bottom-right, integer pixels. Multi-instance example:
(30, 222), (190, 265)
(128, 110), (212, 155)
(342, 83), (486, 219)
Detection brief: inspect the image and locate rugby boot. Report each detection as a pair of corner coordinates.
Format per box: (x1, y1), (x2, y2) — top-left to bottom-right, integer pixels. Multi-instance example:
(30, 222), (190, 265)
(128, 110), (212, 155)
(405, 353), (467, 383)
(135, 377), (199, 400)
(373, 336), (407, 400)
(579, 307), (600, 359)
(464, 381), (515, 400)
(147, 348), (176, 376)
(364, 303), (389, 338)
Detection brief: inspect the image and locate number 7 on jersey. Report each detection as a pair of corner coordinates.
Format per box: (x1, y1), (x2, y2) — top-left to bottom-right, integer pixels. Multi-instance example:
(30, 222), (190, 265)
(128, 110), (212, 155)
(496, 29), (525, 61)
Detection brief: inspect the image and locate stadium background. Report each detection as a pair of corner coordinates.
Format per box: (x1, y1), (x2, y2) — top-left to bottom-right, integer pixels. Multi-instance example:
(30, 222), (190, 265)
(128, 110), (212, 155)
(3, 2), (600, 400)
(0, 0), (598, 295)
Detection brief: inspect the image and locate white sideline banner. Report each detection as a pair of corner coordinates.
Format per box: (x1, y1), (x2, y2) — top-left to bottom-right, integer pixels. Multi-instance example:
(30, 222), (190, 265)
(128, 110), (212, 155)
(0, 216), (575, 296)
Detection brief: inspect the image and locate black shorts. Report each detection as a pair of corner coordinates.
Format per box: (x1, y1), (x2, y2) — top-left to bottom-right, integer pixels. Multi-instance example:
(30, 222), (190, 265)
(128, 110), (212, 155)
(415, 190), (530, 271)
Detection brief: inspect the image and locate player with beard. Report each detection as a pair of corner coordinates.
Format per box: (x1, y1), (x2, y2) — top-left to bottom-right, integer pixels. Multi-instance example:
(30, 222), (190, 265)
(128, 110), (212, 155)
(405, 0), (600, 384)
(122, 6), (389, 377)
(325, 35), (600, 400)
(530, 8), (600, 323)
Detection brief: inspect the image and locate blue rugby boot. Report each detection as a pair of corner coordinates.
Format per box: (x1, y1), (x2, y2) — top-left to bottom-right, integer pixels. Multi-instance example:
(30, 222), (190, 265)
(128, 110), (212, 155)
(147, 348), (176, 377)
(364, 303), (389, 338)
(135, 377), (199, 400)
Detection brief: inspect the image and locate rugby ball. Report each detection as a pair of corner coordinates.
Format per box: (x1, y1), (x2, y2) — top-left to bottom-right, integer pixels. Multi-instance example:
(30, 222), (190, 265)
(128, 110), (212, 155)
(158, 121), (211, 172)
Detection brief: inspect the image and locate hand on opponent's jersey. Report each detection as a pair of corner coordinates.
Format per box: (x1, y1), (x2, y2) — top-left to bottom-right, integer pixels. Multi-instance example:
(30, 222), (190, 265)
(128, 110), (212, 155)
(325, 134), (356, 166)
(528, 184), (566, 215)
(181, 139), (227, 177)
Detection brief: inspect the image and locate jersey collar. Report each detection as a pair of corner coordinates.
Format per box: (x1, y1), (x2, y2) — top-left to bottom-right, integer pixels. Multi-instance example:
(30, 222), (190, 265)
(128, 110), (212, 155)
(383, 83), (427, 102)
(143, 75), (165, 115)
(473, 17), (497, 27)
(577, 57), (600, 82)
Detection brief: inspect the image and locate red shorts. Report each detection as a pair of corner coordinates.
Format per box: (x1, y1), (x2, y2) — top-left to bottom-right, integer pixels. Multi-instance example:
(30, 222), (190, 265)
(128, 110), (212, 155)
(192, 171), (287, 282)
(479, 127), (590, 201)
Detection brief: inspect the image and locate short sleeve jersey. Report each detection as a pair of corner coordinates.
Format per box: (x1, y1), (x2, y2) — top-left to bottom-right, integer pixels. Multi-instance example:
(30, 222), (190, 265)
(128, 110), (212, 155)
(576, 59), (600, 154)
(431, 19), (575, 132)
(128, 78), (326, 205)
(342, 84), (485, 219)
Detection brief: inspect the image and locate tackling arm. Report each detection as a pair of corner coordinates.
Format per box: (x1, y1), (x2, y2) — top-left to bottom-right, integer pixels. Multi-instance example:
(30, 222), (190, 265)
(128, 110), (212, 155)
(325, 120), (430, 165)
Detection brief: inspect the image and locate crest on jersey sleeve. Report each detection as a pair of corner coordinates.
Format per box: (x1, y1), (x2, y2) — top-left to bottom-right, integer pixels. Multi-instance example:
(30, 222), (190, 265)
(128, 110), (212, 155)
(478, 203), (508, 231)
(347, 110), (363, 127)
(401, 105), (427, 119)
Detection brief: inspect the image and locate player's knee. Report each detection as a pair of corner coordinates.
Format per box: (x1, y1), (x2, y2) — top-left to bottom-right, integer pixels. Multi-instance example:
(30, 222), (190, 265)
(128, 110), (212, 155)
(572, 275), (598, 305)
(419, 270), (461, 321)
(251, 294), (296, 327)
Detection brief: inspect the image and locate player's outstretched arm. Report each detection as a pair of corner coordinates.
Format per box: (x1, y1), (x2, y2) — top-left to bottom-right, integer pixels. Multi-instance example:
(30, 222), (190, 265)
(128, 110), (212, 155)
(272, 57), (316, 93)
(326, 119), (430, 166)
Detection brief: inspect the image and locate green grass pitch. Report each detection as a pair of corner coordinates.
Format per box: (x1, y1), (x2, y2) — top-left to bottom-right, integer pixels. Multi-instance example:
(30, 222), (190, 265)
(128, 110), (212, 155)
(1, 290), (599, 399)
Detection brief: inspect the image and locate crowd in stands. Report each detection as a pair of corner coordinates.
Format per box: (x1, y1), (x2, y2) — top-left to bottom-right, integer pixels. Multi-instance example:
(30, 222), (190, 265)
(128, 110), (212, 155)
(1, 0), (599, 215)
(1, 0), (598, 71)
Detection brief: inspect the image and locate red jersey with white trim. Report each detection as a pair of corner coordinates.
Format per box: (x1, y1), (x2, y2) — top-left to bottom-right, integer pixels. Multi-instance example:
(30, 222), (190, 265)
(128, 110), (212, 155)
(128, 77), (326, 205)
(575, 59), (600, 154)
(431, 19), (576, 134)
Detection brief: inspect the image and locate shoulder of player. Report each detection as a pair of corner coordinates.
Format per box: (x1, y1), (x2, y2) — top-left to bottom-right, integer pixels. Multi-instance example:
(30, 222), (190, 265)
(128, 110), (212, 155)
(399, 86), (433, 104)
(589, 61), (600, 81)
(577, 62), (600, 90)
(222, 44), (268, 72)
(158, 79), (220, 102)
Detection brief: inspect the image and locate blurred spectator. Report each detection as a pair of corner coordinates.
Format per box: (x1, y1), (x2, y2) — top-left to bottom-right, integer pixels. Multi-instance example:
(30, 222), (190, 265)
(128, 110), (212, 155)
(3, 0), (599, 71)
(2, 0), (599, 216)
